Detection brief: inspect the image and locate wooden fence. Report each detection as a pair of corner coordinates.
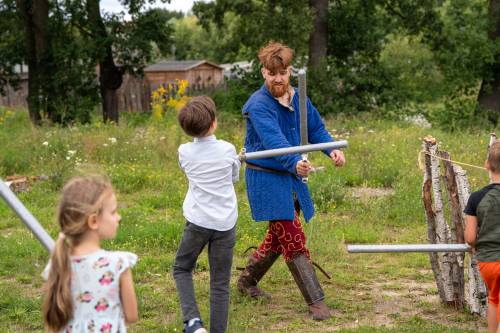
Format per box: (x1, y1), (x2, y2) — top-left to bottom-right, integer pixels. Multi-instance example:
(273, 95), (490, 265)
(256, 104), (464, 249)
(0, 74), (221, 113)
(0, 74), (28, 108)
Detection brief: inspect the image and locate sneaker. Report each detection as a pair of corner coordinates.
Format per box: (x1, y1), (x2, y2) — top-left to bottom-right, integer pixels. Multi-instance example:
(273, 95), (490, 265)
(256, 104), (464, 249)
(183, 318), (208, 333)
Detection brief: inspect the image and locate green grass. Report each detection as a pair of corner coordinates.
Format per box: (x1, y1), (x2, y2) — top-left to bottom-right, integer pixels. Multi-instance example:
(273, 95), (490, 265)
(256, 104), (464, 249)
(0, 107), (492, 332)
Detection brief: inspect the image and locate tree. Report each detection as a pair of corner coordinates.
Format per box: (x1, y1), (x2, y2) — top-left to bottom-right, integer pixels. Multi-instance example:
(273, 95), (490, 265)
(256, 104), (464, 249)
(193, 0), (312, 62)
(86, 0), (123, 123)
(477, 0), (500, 122)
(0, 0), (24, 95)
(308, 0), (328, 69)
(78, 0), (175, 123)
(1, 0), (174, 125)
(15, 0), (53, 125)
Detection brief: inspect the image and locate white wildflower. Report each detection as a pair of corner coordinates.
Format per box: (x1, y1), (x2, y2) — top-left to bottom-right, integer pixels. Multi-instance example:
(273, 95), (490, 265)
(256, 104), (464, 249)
(108, 137), (117, 144)
(42, 141), (49, 146)
(403, 114), (431, 129)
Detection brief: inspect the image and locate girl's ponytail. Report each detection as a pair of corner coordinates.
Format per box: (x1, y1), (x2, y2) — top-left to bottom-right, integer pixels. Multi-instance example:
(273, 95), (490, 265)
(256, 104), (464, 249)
(42, 235), (73, 332)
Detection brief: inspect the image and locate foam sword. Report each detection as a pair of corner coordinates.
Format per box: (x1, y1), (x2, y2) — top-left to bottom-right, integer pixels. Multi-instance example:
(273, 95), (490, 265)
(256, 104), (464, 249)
(298, 69), (309, 183)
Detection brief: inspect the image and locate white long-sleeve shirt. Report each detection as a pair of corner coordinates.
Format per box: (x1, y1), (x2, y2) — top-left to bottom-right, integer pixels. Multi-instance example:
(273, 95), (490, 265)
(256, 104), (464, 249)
(178, 135), (241, 231)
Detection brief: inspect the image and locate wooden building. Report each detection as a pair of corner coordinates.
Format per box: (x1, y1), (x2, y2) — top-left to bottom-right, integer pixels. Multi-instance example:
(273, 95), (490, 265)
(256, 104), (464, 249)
(144, 60), (224, 90)
(0, 61), (225, 112)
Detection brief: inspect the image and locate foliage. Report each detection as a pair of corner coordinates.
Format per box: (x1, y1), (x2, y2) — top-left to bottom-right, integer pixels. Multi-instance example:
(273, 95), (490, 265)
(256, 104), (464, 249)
(2, 0), (499, 129)
(212, 63), (263, 114)
(107, 7), (176, 76)
(189, 0), (499, 130)
(0, 0), (24, 95)
(379, 36), (444, 104)
(0, 1), (176, 125)
(427, 0), (492, 95)
(46, 4), (100, 124)
(193, 0), (312, 62)
(171, 13), (244, 63)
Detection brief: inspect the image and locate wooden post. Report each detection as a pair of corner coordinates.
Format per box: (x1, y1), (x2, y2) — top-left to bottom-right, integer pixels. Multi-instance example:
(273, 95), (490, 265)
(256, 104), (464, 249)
(455, 165), (488, 316)
(422, 137), (447, 303)
(422, 136), (464, 308)
(440, 150), (465, 308)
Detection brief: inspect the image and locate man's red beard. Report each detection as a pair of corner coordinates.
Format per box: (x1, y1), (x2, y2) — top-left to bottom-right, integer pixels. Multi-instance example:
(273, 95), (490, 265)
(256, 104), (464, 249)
(267, 81), (290, 98)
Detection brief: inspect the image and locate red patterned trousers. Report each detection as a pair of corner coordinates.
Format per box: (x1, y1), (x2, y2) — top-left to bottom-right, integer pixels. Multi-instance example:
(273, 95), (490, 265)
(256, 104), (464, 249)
(253, 208), (311, 262)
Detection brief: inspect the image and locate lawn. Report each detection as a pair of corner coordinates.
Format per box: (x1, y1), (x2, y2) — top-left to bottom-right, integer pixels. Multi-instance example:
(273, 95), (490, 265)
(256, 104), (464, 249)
(0, 106), (491, 332)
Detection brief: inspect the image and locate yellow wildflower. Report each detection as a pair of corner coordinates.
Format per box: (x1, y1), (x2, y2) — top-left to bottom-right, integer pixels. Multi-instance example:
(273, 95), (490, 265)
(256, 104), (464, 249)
(177, 80), (189, 96)
(157, 85), (167, 95)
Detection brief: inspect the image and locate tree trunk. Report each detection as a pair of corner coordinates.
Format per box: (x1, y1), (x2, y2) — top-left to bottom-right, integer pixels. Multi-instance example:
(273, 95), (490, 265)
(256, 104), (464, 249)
(477, 0), (500, 123)
(454, 165), (488, 317)
(422, 137), (464, 308)
(308, 0), (328, 69)
(440, 150), (465, 309)
(86, 0), (122, 123)
(428, 141), (455, 305)
(422, 140), (447, 303)
(16, 0), (51, 125)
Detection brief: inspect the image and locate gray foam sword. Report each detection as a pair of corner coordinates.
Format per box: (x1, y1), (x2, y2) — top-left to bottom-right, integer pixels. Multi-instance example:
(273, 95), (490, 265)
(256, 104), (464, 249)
(298, 69), (308, 183)
(0, 179), (54, 252)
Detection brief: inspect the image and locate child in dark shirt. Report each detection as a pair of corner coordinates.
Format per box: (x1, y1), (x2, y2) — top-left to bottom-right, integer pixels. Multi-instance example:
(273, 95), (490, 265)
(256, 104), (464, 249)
(465, 141), (500, 333)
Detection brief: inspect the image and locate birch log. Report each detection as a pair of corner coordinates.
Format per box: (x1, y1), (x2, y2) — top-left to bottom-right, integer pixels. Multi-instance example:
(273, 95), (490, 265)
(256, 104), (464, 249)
(422, 138), (447, 303)
(440, 150), (465, 308)
(455, 165), (488, 316)
(428, 139), (458, 305)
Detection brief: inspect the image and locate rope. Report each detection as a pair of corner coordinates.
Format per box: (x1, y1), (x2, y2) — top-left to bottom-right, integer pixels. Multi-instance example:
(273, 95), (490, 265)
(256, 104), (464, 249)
(418, 150), (486, 171)
(312, 261), (331, 280)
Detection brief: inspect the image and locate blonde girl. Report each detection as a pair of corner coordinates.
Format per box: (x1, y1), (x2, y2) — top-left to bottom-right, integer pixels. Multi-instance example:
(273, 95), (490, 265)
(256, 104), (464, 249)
(42, 175), (138, 333)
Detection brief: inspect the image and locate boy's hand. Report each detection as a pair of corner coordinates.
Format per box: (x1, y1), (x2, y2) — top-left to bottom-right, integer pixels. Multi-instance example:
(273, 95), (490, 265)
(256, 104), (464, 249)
(296, 160), (312, 177)
(330, 150), (345, 167)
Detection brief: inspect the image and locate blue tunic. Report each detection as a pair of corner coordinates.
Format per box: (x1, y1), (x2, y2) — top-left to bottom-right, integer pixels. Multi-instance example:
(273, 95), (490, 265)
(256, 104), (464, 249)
(243, 84), (335, 222)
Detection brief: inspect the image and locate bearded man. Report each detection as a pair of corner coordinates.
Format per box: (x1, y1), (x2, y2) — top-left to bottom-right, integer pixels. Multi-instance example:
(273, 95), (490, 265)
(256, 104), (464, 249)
(237, 41), (345, 321)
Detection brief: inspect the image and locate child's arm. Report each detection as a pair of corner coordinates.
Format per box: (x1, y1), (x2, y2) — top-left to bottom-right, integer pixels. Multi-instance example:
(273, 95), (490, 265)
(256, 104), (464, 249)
(231, 145), (241, 183)
(232, 158), (241, 183)
(120, 268), (138, 324)
(464, 214), (478, 247)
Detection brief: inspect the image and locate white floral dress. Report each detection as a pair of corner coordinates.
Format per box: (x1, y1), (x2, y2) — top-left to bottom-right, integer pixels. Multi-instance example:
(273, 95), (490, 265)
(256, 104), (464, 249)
(43, 250), (137, 333)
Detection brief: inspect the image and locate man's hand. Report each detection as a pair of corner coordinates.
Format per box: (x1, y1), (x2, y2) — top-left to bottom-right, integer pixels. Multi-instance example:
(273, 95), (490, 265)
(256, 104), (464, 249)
(296, 160), (312, 177)
(330, 150), (345, 167)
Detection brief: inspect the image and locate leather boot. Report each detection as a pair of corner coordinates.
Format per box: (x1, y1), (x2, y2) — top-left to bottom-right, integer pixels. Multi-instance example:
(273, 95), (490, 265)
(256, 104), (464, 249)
(237, 251), (280, 299)
(286, 253), (332, 321)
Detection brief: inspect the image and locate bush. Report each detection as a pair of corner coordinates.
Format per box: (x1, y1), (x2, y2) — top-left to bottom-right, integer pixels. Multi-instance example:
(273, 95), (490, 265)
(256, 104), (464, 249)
(427, 97), (494, 132)
(212, 64), (262, 115)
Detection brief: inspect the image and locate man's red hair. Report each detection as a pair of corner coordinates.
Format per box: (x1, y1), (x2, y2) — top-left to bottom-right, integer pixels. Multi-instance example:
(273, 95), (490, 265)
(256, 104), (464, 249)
(258, 41), (294, 72)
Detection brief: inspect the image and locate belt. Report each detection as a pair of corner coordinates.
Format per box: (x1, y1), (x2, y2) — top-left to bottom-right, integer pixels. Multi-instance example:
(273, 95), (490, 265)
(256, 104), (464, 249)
(246, 162), (291, 176)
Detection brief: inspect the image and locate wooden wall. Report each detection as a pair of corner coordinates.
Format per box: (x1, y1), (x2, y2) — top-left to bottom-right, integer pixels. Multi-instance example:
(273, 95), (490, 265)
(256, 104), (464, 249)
(0, 66), (224, 113)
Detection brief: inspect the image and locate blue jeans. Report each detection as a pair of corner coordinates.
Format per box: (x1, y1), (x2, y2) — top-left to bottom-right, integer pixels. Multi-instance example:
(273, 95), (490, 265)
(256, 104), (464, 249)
(173, 222), (236, 333)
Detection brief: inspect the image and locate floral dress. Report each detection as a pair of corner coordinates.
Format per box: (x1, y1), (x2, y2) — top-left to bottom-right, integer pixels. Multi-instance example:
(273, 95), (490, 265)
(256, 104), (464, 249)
(43, 250), (137, 333)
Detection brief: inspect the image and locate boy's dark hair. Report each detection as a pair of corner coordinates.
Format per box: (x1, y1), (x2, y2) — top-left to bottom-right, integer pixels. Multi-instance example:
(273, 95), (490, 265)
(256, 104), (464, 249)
(488, 141), (500, 172)
(178, 96), (216, 137)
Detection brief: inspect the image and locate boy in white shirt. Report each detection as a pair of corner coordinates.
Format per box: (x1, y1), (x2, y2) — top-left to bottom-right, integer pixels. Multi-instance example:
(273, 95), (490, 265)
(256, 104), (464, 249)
(173, 96), (241, 333)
